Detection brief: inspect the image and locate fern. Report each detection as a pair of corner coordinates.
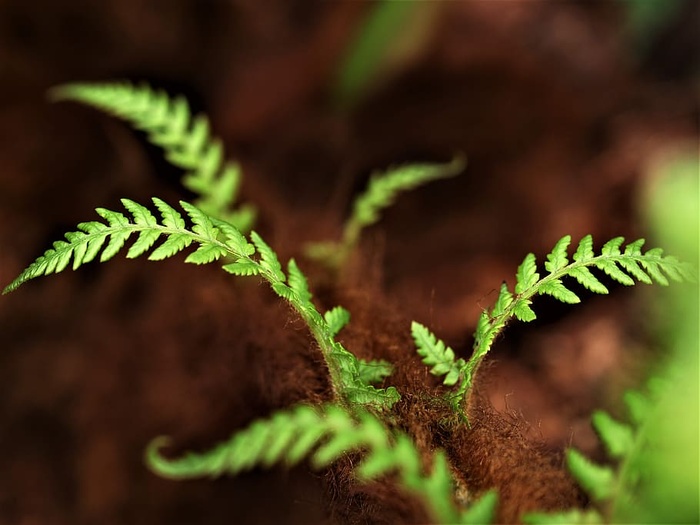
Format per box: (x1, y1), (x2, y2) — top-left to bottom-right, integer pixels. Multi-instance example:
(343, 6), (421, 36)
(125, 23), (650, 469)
(306, 156), (465, 267)
(50, 81), (254, 230)
(412, 235), (696, 419)
(146, 403), (498, 524)
(3, 198), (398, 410)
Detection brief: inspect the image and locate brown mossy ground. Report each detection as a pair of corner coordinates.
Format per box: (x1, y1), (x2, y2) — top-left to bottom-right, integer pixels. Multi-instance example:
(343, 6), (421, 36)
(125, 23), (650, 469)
(1, 2), (697, 524)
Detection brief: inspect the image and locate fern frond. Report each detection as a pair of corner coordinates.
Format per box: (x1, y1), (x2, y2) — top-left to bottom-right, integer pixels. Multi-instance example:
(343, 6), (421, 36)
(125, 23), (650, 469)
(456, 234), (696, 417)
(50, 81), (254, 230)
(3, 198), (399, 409)
(3, 198), (231, 293)
(146, 403), (471, 524)
(306, 156), (466, 267)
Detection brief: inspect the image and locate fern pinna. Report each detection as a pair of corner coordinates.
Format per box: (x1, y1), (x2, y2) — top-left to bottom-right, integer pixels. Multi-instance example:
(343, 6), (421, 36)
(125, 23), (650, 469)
(51, 82), (254, 230)
(146, 403), (498, 524)
(411, 235), (696, 419)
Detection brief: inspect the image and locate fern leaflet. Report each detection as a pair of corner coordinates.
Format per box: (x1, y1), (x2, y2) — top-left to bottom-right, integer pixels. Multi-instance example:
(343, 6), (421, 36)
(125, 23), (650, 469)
(146, 403), (496, 524)
(50, 81), (254, 230)
(411, 321), (465, 386)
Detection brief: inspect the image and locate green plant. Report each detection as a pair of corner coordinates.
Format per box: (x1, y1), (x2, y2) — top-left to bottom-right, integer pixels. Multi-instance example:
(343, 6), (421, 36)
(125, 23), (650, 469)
(5, 82), (696, 523)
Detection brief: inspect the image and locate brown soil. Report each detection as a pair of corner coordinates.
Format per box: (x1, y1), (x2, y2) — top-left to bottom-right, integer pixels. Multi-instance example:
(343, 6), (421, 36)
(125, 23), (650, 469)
(1, 2), (697, 524)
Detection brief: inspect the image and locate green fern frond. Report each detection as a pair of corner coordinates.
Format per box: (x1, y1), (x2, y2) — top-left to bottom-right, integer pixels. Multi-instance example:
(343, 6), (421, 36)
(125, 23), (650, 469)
(146, 403), (477, 524)
(455, 234), (695, 417)
(3, 198), (231, 294)
(3, 199), (399, 410)
(306, 156), (466, 267)
(50, 81), (254, 230)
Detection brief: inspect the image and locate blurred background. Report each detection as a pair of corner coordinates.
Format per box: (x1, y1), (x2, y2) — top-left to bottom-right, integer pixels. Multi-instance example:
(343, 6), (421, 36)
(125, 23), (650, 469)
(0, 1), (697, 523)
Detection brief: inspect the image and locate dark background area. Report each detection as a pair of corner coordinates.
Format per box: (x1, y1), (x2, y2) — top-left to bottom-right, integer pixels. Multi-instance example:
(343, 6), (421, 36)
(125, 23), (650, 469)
(0, 1), (697, 523)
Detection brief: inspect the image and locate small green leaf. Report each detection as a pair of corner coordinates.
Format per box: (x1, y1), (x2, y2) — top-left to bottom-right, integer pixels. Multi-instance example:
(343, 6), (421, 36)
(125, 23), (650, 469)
(222, 260), (261, 276)
(184, 243), (227, 264)
(512, 299), (537, 322)
(594, 259), (635, 286)
(460, 490), (498, 524)
(324, 306), (351, 337)
(568, 266), (609, 294)
(411, 321), (464, 386)
(515, 253), (539, 294)
(572, 234), (595, 262)
(538, 279), (580, 304)
(287, 259), (312, 302)
(591, 410), (634, 459)
(491, 283), (513, 317)
(149, 233), (193, 261)
(566, 448), (616, 501)
(357, 359), (393, 385)
(544, 235), (571, 273)
(251, 231), (285, 281)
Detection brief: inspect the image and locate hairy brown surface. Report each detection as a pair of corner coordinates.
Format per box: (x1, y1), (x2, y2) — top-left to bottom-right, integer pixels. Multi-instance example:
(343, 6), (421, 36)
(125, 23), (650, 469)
(1, 1), (697, 524)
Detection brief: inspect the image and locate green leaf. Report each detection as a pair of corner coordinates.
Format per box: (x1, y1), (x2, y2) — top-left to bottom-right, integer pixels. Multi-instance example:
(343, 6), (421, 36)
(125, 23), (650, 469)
(357, 359), (393, 385)
(538, 279), (580, 304)
(149, 233), (193, 261)
(591, 410), (635, 460)
(460, 490), (498, 524)
(491, 283), (513, 317)
(512, 299), (536, 322)
(566, 448), (616, 502)
(251, 231), (285, 282)
(184, 243), (227, 264)
(594, 258), (635, 286)
(222, 260), (261, 276)
(324, 306), (351, 337)
(411, 321), (465, 386)
(572, 234), (595, 262)
(515, 253), (539, 294)
(287, 259), (312, 302)
(544, 235), (571, 273)
(568, 266), (609, 295)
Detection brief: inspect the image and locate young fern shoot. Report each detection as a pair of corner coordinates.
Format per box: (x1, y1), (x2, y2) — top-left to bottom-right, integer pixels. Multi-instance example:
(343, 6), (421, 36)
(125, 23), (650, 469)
(306, 155), (465, 268)
(411, 235), (696, 420)
(2, 198), (398, 410)
(51, 81), (255, 230)
(146, 403), (499, 525)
